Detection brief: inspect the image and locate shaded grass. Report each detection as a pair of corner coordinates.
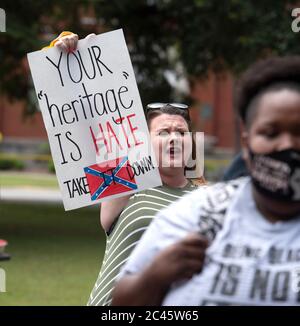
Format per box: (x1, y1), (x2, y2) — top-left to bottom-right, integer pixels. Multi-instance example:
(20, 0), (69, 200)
(0, 202), (105, 305)
(0, 172), (58, 188)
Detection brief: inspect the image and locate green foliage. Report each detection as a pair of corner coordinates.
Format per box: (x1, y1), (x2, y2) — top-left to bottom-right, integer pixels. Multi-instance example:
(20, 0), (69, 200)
(173, 0), (300, 76)
(0, 157), (25, 170)
(37, 142), (51, 155)
(1, 0), (300, 111)
(48, 159), (55, 173)
(0, 0), (92, 108)
(204, 158), (230, 181)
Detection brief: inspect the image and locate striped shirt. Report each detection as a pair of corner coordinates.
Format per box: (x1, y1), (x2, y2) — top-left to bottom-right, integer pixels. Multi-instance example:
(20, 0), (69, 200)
(87, 181), (198, 306)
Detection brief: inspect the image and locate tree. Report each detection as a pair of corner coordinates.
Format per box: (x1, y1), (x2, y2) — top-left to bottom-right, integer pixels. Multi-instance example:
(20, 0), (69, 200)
(0, 0), (92, 112)
(1, 0), (300, 113)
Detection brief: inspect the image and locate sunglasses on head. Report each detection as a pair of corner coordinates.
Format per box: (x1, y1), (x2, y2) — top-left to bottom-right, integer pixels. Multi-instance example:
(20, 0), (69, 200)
(146, 102), (189, 112)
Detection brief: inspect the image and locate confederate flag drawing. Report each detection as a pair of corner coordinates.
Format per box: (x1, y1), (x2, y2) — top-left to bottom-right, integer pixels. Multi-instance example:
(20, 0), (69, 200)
(84, 156), (137, 201)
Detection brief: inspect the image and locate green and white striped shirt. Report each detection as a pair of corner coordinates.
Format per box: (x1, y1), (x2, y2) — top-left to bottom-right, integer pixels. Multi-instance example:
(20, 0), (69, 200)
(87, 182), (197, 306)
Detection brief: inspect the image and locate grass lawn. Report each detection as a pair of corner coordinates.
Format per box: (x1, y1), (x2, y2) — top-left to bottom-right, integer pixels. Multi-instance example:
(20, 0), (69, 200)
(0, 172), (58, 189)
(0, 201), (106, 306)
(0, 172), (58, 188)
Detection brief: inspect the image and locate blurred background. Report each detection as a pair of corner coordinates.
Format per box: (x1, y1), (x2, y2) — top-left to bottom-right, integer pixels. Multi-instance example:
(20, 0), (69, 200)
(1, 0), (300, 305)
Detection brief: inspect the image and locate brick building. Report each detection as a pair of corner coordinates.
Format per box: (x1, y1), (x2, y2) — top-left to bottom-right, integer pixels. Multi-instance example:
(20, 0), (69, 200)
(0, 72), (238, 154)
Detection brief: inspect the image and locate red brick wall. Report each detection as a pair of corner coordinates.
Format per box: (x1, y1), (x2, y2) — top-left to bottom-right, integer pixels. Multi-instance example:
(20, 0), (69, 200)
(0, 97), (47, 140)
(190, 72), (236, 149)
(0, 73), (237, 149)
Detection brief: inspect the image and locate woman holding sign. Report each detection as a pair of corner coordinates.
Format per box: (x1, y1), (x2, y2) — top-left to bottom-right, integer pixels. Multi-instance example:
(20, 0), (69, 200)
(89, 103), (206, 306)
(50, 33), (207, 306)
(113, 56), (300, 306)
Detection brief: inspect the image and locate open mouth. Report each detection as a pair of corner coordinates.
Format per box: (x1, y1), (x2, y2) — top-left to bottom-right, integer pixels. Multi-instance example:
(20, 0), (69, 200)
(168, 147), (182, 156)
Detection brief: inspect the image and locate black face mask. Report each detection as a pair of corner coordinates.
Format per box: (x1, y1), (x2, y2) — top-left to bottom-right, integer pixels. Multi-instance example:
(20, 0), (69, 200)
(248, 148), (300, 203)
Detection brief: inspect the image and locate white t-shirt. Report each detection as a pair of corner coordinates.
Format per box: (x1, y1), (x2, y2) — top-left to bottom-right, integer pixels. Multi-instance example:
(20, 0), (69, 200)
(120, 177), (300, 306)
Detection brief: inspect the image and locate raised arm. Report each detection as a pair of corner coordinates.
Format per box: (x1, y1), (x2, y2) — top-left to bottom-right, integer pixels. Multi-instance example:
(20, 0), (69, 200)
(100, 195), (131, 232)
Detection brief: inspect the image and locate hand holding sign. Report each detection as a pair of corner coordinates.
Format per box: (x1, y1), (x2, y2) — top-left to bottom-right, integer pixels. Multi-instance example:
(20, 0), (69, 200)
(54, 32), (79, 52)
(27, 29), (161, 210)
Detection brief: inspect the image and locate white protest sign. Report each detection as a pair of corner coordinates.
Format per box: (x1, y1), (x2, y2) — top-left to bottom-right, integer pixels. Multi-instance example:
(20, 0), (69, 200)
(27, 29), (162, 210)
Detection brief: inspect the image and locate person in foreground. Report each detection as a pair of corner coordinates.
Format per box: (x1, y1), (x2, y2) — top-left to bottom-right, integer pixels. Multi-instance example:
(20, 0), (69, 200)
(112, 56), (300, 306)
(47, 32), (207, 306)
